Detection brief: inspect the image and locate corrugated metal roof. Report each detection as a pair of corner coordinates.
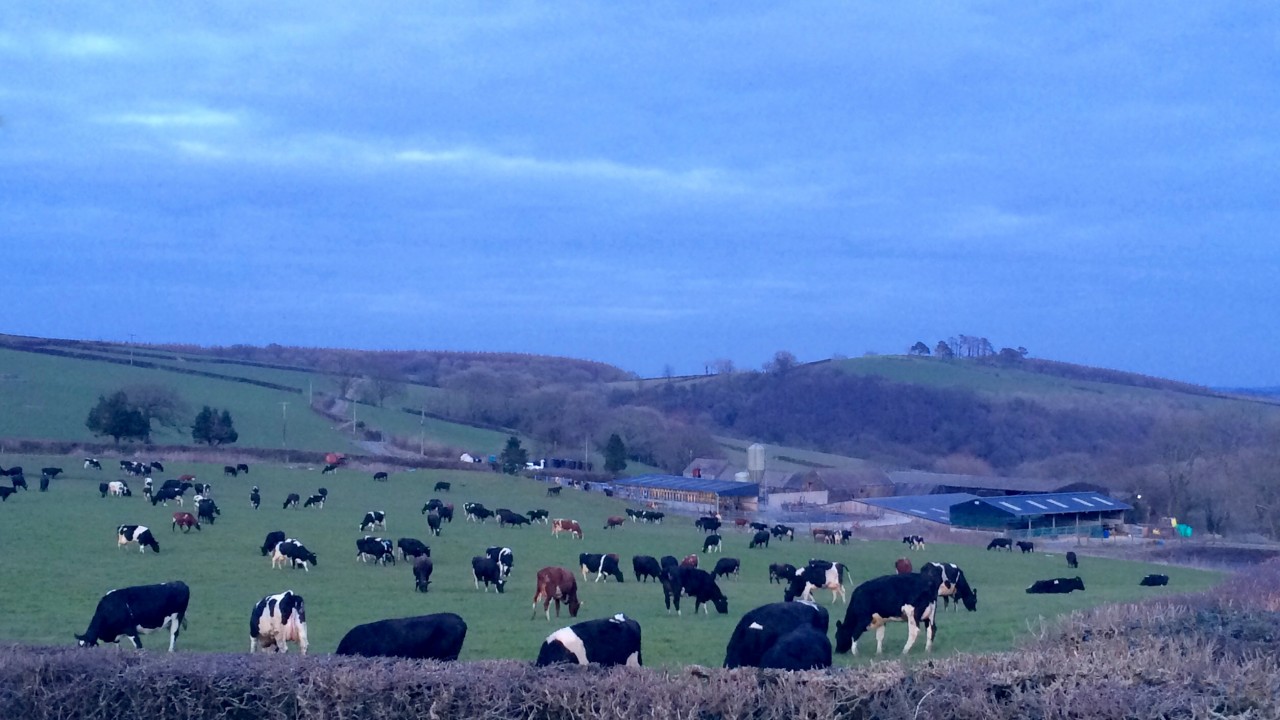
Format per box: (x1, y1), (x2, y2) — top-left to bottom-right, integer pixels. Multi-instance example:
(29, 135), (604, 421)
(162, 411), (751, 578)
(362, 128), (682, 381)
(957, 491), (1131, 518)
(614, 474), (761, 497)
(860, 493), (980, 525)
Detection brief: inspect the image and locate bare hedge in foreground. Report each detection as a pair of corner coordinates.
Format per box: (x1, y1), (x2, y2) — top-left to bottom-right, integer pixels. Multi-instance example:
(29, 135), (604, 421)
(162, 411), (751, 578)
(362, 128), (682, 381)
(5, 563), (1280, 720)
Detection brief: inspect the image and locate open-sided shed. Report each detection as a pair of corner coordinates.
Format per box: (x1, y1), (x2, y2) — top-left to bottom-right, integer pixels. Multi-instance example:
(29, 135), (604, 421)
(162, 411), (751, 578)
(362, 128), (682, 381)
(613, 474), (759, 514)
(949, 491), (1131, 539)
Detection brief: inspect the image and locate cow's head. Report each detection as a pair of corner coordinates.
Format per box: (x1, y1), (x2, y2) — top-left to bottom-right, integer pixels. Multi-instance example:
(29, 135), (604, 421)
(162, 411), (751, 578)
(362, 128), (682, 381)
(710, 595), (728, 614)
(74, 633), (99, 648)
(833, 620), (854, 654)
(961, 587), (978, 611)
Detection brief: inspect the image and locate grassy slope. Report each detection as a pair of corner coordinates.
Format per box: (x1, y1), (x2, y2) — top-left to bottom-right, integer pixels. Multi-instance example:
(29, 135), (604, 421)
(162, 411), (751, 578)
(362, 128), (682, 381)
(0, 452), (1219, 666)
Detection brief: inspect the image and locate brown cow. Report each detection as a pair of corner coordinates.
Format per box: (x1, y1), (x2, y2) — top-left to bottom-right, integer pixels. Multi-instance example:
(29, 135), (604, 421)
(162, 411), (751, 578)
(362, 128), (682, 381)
(680, 554), (699, 569)
(733, 518), (749, 531)
(895, 557), (913, 574)
(531, 566), (582, 621)
(171, 512), (200, 533)
(604, 516), (624, 530)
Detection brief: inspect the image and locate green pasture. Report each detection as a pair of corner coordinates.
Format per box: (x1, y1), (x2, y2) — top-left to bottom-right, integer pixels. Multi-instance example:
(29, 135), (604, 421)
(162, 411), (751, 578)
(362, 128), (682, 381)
(0, 453), (1221, 667)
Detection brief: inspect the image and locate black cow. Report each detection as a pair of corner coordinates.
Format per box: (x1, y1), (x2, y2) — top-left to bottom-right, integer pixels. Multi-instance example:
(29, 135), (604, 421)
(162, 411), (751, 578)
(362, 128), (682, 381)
(702, 534), (723, 553)
(438, 504), (454, 523)
(149, 461), (164, 473)
(921, 562), (978, 611)
(302, 493), (325, 508)
(986, 538), (1013, 551)
(433, 481), (451, 492)
(712, 557), (740, 580)
(1066, 551), (1079, 569)
(723, 600), (831, 670)
(472, 556), (506, 593)
(536, 613), (642, 667)
(360, 511), (387, 532)
(835, 573), (938, 655)
(196, 498), (220, 525)
(373, 472), (389, 482)
(357, 537), (395, 566)
(695, 516), (721, 534)
(527, 509), (550, 524)
(546, 486), (562, 497)
(498, 510), (530, 527)
(659, 555), (679, 573)
(771, 524), (795, 541)
(250, 486), (261, 510)
(662, 567), (728, 615)
(261, 530), (287, 556)
(1140, 574), (1169, 587)
(335, 613), (466, 661)
(283, 493), (300, 509)
(485, 546), (515, 578)
(39, 474), (49, 492)
(117, 524), (160, 553)
(750, 530), (770, 549)
(426, 510), (442, 537)
(224, 465), (238, 477)
(85, 458), (102, 470)
(749, 521), (769, 532)
(75, 581), (189, 651)
(579, 552), (624, 583)
(633, 555), (662, 583)
(10, 473), (27, 491)
(98, 482), (110, 498)
(1026, 577), (1086, 594)
(769, 563), (796, 584)
(1017, 541), (1035, 553)
(397, 538), (430, 561)
(236, 463), (249, 474)
(413, 557), (434, 592)
(321, 464), (338, 475)
(41, 467), (63, 479)
(272, 540), (318, 571)
(421, 499), (444, 514)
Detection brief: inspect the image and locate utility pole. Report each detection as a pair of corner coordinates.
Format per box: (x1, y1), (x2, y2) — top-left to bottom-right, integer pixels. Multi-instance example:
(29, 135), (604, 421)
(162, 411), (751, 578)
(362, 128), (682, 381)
(279, 401), (289, 448)
(128, 333), (136, 366)
(419, 405), (425, 456)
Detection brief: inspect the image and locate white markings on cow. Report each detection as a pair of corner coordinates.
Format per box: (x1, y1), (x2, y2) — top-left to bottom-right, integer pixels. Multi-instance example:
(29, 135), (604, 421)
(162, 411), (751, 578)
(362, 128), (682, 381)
(546, 627), (588, 665)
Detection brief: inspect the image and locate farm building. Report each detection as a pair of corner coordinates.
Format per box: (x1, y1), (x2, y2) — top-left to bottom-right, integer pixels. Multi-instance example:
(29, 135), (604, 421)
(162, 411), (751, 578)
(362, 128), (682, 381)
(683, 457), (790, 486)
(949, 491), (1131, 539)
(613, 474), (759, 514)
(853, 493), (981, 525)
(887, 470), (1107, 497)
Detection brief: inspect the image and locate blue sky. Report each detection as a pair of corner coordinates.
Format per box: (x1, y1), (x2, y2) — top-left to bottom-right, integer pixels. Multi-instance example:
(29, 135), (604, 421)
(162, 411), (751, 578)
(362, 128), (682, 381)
(3, 3), (1277, 386)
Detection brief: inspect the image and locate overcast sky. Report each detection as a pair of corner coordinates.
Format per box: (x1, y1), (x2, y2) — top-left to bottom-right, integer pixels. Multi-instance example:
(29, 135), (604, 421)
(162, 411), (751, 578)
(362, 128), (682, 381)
(3, 3), (1277, 386)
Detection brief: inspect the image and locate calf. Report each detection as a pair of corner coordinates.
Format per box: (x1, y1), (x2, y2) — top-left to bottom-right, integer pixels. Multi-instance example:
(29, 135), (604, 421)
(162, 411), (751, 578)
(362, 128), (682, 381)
(356, 537), (395, 566)
(1017, 541), (1035, 554)
(1140, 574), (1169, 587)
(785, 561), (847, 604)
(921, 562), (978, 611)
(261, 530), (287, 556)
(1026, 577), (1085, 594)
(1066, 551), (1079, 569)
(986, 538), (1013, 551)
(336, 613), (466, 661)
(373, 471), (389, 482)
(251, 487), (261, 509)
(768, 562), (796, 584)
(633, 555), (662, 583)
(579, 553), (624, 583)
(835, 573), (938, 655)
(723, 600), (831, 670)
(712, 557), (740, 581)
(433, 481), (451, 492)
(750, 530), (770, 549)
(171, 512), (200, 532)
(75, 581), (189, 651)
(272, 540), (318, 571)
(249, 590), (308, 655)
(282, 493), (300, 510)
(472, 556), (506, 593)
(552, 518), (583, 539)
(303, 493), (325, 509)
(413, 557), (434, 592)
(536, 614), (642, 667)
(531, 566), (582, 620)
(604, 516), (625, 530)
(702, 533), (723, 553)
(397, 538), (430, 561)
(117, 524), (160, 553)
(359, 510), (387, 532)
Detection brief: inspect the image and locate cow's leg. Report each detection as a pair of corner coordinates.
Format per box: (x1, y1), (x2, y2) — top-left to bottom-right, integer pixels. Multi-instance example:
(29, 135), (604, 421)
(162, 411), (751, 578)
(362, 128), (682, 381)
(129, 632), (143, 650)
(874, 624), (886, 654)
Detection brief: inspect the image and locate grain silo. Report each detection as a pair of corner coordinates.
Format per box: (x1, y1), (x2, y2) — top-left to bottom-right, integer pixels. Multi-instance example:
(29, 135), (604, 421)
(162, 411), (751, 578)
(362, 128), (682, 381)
(747, 443), (766, 483)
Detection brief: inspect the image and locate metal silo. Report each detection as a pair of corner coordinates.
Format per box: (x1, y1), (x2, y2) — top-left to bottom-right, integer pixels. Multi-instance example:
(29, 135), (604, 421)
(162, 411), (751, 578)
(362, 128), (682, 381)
(747, 443), (766, 483)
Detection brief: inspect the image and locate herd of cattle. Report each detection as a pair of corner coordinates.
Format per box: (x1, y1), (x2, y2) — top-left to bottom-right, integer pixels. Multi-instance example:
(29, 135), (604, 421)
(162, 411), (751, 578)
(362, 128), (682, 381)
(0, 458), (1177, 669)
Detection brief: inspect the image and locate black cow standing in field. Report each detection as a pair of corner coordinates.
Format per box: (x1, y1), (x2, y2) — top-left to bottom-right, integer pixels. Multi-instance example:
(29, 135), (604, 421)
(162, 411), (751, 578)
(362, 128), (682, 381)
(433, 481), (451, 492)
(283, 493), (300, 510)
(835, 573), (938, 656)
(373, 471), (389, 482)
(427, 510), (443, 537)
(335, 613), (466, 661)
(236, 463), (250, 474)
(1026, 577), (1085, 594)
(76, 581), (190, 651)
(546, 486), (562, 497)
(723, 600), (831, 670)
(536, 614), (642, 667)
(712, 557), (740, 580)
(224, 465), (238, 477)
(472, 556), (506, 593)
(422, 498), (444, 514)
(398, 538), (430, 562)
(527, 509), (549, 524)
(695, 516), (721, 534)
(1140, 574), (1169, 587)
(261, 530), (287, 556)
(661, 566), (729, 615)
(498, 510), (531, 527)
(1066, 551), (1079, 569)
(750, 531), (770, 549)
(41, 467), (63, 480)
(1017, 541), (1035, 553)
(986, 538), (1013, 551)
(633, 555), (662, 583)
(85, 458), (102, 470)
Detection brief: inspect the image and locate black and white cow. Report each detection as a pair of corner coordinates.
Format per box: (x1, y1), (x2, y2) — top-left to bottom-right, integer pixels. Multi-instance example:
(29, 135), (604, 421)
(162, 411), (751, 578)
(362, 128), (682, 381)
(902, 535), (926, 550)
(413, 556), (434, 592)
(76, 581), (189, 651)
(1066, 551), (1079, 569)
(464, 503), (493, 522)
(749, 521), (769, 532)
(1025, 577), (1085, 594)
(986, 538), (1012, 551)
(834, 573), (938, 656)
(485, 546), (514, 578)
(421, 498), (444, 514)
(150, 487), (185, 506)
(397, 538), (430, 561)
(921, 562), (978, 611)
(117, 524), (160, 553)
(535, 613), (642, 667)
(108, 480), (132, 497)
(282, 493), (300, 510)
(712, 557), (740, 581)
(661, 567), (729, 615)
(579, 553), (624, 583)
(196, 498), (220, 525)
(360, 511), (387, 532)
(771, 524), (795, 541)
(303, 493), (325, 509)
(335, 613), (466, 661)
(1140, 574), (1169, 587)
(723, 600), (831, 670)
(633, 555), (662, 583)
(84, 458), (102, 470)
(702, 534), (723, 553)
(261, 530), (287, 557)
(249, 590), (308, 655)
(784, 561), (847, 604)
(749, 530), (771, 549)
(356, 537), (395, 566)
(272, 540), (318, 571)
(526, 508), (550, 524)
(472, 556), (506, 593)
(498, 509), (530, 527)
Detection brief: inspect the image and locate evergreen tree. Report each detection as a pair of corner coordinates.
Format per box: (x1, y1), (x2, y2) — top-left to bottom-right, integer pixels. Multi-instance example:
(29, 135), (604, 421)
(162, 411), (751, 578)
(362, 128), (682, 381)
(499, 435), (528, 475)
(603, 433), (627, 474)
(86, 391), (151, 444)
(192, 406), (239, 446)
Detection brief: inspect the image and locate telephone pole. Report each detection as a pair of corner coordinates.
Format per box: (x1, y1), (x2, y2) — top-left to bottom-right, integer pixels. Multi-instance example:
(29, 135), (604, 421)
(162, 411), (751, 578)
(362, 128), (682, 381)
(279, 401), (289, 448)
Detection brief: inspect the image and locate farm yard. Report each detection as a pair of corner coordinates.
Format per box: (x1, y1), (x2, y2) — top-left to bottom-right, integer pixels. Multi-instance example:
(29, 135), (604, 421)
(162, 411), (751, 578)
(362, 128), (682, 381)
(0, 453), (1220, 666)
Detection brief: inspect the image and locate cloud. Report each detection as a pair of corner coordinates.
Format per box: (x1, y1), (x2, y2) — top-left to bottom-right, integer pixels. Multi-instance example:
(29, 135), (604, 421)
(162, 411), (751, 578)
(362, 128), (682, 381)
(104, 108), (241, 128)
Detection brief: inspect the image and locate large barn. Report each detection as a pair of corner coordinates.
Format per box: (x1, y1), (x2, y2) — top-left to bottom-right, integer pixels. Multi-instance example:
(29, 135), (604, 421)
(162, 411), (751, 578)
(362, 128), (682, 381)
(612, 474), (759, 515)
(949, 491), (1131, 539)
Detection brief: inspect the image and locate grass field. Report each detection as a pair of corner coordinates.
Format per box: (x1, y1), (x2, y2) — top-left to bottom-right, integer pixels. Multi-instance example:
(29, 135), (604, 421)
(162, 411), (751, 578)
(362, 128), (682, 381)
(0, 452), (1221, 667)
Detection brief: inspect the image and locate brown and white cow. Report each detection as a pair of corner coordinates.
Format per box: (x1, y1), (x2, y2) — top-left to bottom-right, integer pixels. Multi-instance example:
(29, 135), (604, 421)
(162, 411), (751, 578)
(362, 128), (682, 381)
(552, 519), (583, 540)
(531, 566), (582, 621)
(249, 590), (308, 655)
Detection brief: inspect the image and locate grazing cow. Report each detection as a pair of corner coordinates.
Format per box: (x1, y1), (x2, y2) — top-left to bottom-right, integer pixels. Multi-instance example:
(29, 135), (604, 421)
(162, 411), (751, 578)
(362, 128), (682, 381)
(771, 524), (795, 541)
(552, 518), (583, 539)
(261, 530), (287, 556)
(150, 487), (184, 506)
(108, 481), (131, 497)
(196, 498), (220, 525)
(465, 503), (494, 523)
(579, 553), (624, 583)
(680, 554), (699, 569)
(224, 465), (238, 477)
(1140, 574), (1169, 587)
(149, 461), (164, 473)
(536, 614), (641, 667)
(723, 601), (831, 670)
(1026, 577), (1086, 594)
(236, 463), (249, 474)
(433, 481), (451, 492)
(531, 566), (582, 620)
(472, 556), (506, 593)
(85, 458), (102, 470)
(98, 482), (110, 499)
(397, 538), (430, 561)
(784, 561), (847, 604)
(336, 613), (467, 661)
(321, 464), (338, 475)
(986, 538), (1013, 551)
(413, 557), (434, 592)
(660, 555), (679, 573)
(834, 573), (938, 655)
(283, 493), (300, 510)
(604, 516), (625, 530)
(171, 512), (200, 532)
(421, 498), (444, 514)
(712, 557), (740, 580)
(749, 521), (769, 532)
(546, 486), (562, 497)
(485, 546), (515, 578)
(302, 493), (325, 509)
(695, 516), (721, 534)
(639, 510), (665, 523)
(895, 557), (913, 574)
(527, 509), (550, 524)
(41, 467), (63, 479)
(498, 510), (531, 527)
(769, 563), (796, 584)
(702, 534), (723, 553)
(1066, 551), (1079, 569)
(750, 530), (770, 549)
(117, 524), (160, 553)
(249, 590), (308, 655)
(733, 518), (749, 531)
(663, 567), (729, 615)
(903, 535), (926, 550)
(0, 485), (13, 502)
(633, 555), (663, 583)
(921, 562), (978, 612)
(356, 537), (396, 566)
(360, 511), (387, 532)
(8, 473), (26, 491)
(373, 471), (389, 482)
(75, 581), (189, 651)
(272, 540), (318, 571)
(426, 510), (442, 537)
(1017, 541), (1035, 554)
